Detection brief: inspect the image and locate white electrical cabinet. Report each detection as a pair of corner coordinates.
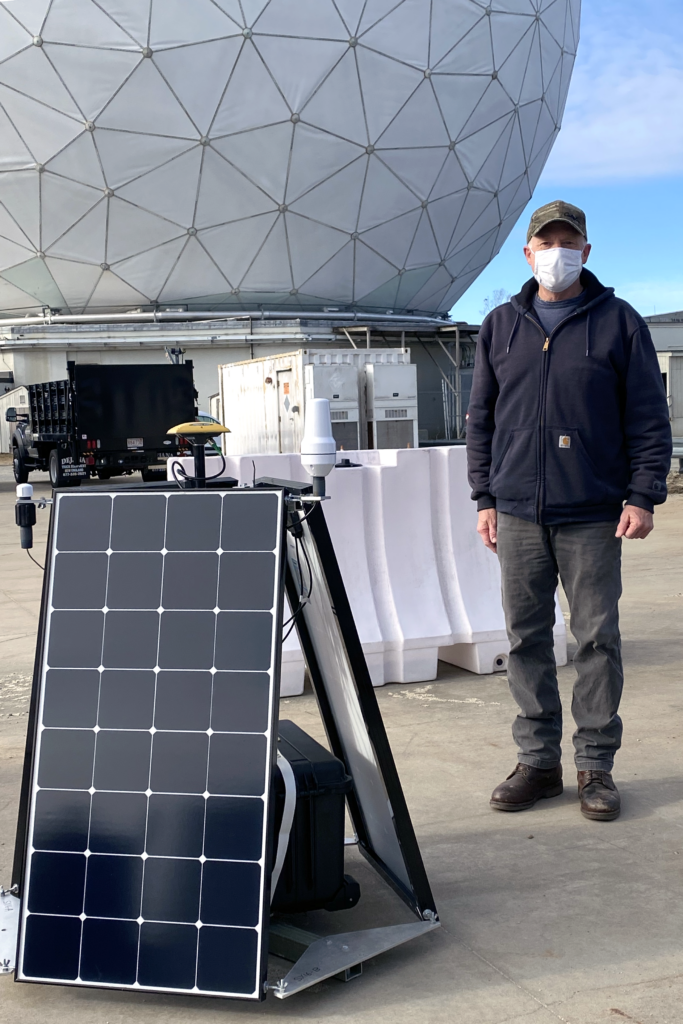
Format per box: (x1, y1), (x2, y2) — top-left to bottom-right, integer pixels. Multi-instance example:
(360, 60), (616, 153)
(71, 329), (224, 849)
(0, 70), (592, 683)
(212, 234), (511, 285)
(365, 363), (419, 450)
(304, 363), (360, 451)
(218, 349), (414, 455)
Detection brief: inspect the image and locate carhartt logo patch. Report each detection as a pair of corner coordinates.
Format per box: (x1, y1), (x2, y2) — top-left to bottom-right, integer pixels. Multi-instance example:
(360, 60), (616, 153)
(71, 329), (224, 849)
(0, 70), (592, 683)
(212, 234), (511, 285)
(559, 435), (571, 449)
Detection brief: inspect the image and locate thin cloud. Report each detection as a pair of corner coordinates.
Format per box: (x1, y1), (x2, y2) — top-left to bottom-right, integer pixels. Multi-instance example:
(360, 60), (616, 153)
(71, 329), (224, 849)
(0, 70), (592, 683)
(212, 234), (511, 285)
(541, 3), (683, 183)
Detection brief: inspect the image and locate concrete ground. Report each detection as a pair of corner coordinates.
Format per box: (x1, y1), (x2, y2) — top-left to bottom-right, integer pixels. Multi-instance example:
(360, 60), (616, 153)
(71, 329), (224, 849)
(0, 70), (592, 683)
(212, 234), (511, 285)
(1, 464), (681, 1024)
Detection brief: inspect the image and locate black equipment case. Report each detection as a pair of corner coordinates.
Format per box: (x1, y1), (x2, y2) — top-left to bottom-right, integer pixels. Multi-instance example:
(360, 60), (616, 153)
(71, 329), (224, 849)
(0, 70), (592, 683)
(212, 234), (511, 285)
(272, 721), (360, 914)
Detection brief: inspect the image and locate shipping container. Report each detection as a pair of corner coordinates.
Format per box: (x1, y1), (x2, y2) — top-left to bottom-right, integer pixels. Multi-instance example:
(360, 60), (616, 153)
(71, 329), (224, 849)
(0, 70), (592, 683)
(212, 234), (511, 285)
(218, 349), (413, 455)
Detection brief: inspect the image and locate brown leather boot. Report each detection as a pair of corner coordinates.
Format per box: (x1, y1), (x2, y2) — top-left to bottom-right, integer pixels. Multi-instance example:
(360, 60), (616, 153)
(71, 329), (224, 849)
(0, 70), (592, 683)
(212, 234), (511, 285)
(490, 763), (563, 811)
(577, 770), (621, 821)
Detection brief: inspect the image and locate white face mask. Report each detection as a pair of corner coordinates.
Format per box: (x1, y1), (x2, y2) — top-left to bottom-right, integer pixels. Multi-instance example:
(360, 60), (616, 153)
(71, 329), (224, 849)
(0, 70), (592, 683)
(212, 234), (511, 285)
(533, 246), (584, 293)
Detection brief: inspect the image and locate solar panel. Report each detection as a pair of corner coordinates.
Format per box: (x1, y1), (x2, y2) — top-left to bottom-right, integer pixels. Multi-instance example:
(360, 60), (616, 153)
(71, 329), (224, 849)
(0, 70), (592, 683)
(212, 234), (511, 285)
(284, 500), (437, 922)
(15, 487), (284, 1000)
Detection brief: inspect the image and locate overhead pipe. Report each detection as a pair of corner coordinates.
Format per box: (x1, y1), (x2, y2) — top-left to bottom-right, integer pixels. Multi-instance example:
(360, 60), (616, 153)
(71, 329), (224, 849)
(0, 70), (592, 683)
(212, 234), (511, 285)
(0, 309), (456, 330)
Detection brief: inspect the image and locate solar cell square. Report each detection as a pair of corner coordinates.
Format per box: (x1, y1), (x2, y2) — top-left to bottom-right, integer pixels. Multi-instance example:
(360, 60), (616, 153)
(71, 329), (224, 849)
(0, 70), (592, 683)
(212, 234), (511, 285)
(23, 915), (82, 981)
(84, 854), (143, 919)
(153, 671), (211, 731)
(28, 852), (86, 916)
(89, 792), (148, 855)
(92, 730), (151, 792)
(197, 926), (258, 995)
(51, 553), (108, 609)
(80, 919), (139, 986)
(141, 858), (201, 923)
(218, 552), (276, 610)
(210, 672), (270, 733)
(47, 610), (104, 668)
(146, 794), (205, 858)
(33, 790), (90, 852)
(55, 494), (112, 552)
(138, 922), (198, 990)
(42, 669), (99, 728)
(97, 670), (155, 729)
(204, 797), (264, 862)
(37, 729), (95, 790)
(221, 492), (278, 552)
(102, 610), (159, 669)
(208, 734), (268, 796)
(106, 552), (163, 609)
(165, 493), (221, 551)
(110, 494), (166, 551)
(214, 612), (273, 671)
(162, 552), (219, 609)
(158, 610), (216, 670)
(200, 861), (261, 927)
(150, 732), (209, 794)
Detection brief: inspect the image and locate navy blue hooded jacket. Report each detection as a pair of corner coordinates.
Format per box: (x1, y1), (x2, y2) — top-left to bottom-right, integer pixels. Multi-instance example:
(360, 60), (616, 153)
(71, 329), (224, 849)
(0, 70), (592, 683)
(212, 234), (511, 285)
(466, 270), (672, 524)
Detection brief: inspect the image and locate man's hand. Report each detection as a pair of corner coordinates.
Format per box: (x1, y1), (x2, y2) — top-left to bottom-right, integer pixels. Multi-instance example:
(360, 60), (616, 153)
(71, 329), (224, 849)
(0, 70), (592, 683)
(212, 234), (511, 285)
(616, 504), (653, 540)
(477, 508), (498, 552)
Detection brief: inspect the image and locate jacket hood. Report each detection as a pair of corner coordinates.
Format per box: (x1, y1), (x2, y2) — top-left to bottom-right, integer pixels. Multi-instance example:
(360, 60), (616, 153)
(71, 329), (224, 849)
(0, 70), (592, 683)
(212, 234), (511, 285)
(511, 269), (614, 315)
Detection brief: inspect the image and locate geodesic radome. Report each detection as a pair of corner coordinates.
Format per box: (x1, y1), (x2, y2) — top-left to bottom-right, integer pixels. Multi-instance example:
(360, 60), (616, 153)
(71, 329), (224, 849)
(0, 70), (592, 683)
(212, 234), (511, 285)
(0, 0), (579, 317)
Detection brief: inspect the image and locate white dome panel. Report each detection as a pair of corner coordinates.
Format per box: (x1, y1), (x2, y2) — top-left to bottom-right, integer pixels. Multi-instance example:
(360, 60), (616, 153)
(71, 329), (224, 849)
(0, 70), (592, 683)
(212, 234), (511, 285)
(0, 0), (579, 316)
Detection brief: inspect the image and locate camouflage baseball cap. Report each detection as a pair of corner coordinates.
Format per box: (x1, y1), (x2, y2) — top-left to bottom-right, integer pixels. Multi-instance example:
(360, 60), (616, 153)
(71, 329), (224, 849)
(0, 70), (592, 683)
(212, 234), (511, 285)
(526, 200), (587, 243)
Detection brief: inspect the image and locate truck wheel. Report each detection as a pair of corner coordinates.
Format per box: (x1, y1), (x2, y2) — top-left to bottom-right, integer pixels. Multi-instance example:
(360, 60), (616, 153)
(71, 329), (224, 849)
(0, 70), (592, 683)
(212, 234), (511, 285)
(96, 469), (112, 480)
(13, 447), (29, 484)
(49, 449), (79, 488)
(48, 449), (63, 487)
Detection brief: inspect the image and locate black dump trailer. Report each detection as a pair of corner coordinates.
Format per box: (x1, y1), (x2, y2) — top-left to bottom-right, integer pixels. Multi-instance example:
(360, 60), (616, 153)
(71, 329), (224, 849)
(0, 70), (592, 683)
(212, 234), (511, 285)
(7, 361), (196, 487)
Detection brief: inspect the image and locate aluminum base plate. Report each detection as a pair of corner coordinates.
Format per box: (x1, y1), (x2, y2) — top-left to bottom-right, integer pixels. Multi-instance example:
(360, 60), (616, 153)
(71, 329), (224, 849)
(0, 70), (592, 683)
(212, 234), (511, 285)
(272, 920), (439, 998)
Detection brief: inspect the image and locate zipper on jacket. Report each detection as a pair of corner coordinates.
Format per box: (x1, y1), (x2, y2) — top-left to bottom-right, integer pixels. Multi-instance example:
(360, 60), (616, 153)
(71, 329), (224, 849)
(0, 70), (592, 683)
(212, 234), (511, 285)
(528, 308), (584, 349)
(522, 308), (586, 523)
(525, 316), (549, 521)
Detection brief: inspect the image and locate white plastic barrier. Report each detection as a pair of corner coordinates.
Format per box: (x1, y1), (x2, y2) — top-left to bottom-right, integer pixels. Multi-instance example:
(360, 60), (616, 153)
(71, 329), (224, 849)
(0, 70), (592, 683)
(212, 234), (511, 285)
(428, 445), (567, 673)
(346, 448), (453, 683)
(323, 462), (386, 685)
(281, 592), (306, 698)
(168, 449), (567, 692)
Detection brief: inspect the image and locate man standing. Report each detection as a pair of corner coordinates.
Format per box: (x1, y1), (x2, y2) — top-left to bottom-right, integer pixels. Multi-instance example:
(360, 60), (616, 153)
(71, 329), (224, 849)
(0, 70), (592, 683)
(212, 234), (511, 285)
(466, 200), (672, 821)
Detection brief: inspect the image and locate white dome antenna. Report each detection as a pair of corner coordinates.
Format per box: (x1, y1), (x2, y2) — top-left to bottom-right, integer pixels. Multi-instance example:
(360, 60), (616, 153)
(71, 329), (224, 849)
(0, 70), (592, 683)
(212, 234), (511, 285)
(300, 399), (336, 497)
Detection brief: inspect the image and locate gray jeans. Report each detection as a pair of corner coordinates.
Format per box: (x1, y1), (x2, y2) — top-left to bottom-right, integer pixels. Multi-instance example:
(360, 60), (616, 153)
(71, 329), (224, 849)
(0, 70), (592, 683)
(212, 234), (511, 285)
(497, 513), (623, 771)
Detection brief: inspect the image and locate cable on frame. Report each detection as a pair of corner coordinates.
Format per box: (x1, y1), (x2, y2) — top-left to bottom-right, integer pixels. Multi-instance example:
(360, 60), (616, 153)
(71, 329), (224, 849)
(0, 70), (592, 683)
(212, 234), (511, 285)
(282, 511), (314, 643)
(171, 439), (227, 488)
(27, 550), (44, 571)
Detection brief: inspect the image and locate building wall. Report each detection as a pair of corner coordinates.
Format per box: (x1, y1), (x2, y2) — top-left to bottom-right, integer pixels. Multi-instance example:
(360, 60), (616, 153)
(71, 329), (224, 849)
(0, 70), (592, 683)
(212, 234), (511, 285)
(670, 355), (683, 436)
(649, 324), (683, 349)
(410, 338), (476, 441)
(657, 353), (670, 402)
(656, 350), (683, 437)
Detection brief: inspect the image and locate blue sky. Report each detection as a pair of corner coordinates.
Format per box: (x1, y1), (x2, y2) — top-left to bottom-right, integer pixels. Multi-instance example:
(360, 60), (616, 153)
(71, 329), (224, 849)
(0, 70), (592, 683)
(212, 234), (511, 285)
(451, 0), (683, 323)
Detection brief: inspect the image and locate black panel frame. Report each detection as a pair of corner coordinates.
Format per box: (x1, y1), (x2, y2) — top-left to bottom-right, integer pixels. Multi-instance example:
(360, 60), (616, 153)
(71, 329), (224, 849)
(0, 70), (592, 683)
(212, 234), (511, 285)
(12, 504), (54, 893)
(13, 484), (287, 1002)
